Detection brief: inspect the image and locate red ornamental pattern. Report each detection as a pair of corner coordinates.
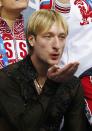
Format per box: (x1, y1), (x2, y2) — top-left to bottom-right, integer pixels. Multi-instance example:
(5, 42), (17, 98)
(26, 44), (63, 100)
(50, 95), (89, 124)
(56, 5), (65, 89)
(14, 19), (26, 40)
(0, 15), (28, 69)
(74, 0), (92, 25)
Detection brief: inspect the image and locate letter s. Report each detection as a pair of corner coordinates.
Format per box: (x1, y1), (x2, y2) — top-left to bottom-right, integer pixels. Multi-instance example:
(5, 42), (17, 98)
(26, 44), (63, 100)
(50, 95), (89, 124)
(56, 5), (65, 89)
(5, 42), (13, 58)
(19, 42), (27, 58)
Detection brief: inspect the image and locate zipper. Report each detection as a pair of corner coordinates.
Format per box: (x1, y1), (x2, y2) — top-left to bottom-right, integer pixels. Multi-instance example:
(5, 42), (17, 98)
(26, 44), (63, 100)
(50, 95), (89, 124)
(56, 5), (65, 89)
(12, 25), (19, 62)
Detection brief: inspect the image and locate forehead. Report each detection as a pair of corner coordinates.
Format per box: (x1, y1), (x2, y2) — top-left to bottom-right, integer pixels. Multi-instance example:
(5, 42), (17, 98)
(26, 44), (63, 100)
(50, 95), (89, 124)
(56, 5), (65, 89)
(41, 22), (65, 35)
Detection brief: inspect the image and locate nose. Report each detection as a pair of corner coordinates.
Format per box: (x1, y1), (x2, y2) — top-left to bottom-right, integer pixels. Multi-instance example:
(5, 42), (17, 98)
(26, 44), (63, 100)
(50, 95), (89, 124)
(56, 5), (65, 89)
(52, 37), (60, 50)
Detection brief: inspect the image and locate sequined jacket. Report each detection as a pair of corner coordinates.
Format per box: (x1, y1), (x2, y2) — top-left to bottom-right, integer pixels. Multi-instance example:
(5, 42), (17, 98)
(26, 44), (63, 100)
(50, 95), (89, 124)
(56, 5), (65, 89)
(0, 55), (88, 131)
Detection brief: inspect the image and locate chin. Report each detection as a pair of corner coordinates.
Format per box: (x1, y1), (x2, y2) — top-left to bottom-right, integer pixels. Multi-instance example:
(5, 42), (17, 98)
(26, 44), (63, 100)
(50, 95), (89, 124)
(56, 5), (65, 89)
(15, 2), (28, 9)
(19, 4), (28, 8)
(14, 6), (27, 12)
(49, 61), (59, 66)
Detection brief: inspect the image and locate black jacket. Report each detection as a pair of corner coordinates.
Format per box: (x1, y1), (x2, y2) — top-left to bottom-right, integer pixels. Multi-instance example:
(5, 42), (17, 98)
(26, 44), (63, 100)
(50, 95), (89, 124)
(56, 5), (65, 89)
(0, 55), (88, 131)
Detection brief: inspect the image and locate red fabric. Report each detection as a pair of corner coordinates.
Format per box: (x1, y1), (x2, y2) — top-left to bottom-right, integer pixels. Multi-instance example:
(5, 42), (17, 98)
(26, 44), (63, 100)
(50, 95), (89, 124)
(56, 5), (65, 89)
(40, 4), (51, 9)
(0, 15), (28, 69)
(81, 76), (92, 113)
(40, 0), (52, 9)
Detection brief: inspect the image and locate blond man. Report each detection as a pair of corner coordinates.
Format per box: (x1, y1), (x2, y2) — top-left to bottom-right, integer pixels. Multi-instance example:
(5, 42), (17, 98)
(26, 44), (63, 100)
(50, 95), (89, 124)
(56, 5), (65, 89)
(0, 9), (87, 131)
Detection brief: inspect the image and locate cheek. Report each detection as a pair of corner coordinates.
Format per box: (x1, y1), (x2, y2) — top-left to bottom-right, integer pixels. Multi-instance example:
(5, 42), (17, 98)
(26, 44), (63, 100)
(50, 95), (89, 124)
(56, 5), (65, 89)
(59, 42), (65, 54)
(36, 41), (47, 50)
(60, 42), (65, 50)
(35, 44), (47, 56)
(39, 44), (46, 49)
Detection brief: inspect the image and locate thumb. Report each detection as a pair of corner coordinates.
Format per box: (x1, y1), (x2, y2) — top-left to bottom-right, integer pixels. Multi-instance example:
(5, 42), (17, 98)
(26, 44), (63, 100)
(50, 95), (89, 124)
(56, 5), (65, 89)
(48, 65), (60, 73)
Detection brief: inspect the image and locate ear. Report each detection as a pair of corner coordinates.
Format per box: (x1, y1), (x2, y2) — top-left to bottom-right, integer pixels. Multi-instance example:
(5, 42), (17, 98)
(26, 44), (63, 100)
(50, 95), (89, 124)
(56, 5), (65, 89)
(28, 35), (35, 47)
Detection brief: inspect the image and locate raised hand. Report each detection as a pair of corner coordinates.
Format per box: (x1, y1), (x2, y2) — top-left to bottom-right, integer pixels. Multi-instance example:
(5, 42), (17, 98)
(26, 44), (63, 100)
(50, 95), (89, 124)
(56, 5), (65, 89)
(47, 62), (79, 82)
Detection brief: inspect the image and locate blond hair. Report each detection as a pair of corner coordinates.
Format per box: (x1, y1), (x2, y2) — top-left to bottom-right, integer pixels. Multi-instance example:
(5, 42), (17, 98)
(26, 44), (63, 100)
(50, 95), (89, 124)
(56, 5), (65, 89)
(26, 9), (68, 39)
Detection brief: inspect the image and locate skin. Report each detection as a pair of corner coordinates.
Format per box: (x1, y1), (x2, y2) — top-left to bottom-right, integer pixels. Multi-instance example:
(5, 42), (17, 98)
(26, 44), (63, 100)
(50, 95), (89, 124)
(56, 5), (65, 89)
(47, 62), (79, 82)
(29, 21), (79, 83)
(27, 0), (79, 83)
(48, 0), (79, 82)
(31, 23), (66, 67)
(0, 0), (29, 28)
(0, 0), (29, 67)
(0, 0), (29, 12)
(28, 22), (66, 85)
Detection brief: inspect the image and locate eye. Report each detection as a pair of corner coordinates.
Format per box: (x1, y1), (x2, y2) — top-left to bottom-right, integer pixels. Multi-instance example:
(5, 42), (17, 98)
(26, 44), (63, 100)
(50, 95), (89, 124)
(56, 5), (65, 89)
(44, 35), (52, 39)
(59, 35), (66, 40)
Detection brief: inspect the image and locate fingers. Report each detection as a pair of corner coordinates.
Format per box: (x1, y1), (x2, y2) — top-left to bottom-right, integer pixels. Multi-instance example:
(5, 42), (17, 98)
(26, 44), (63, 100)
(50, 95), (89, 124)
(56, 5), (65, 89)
(47, 62), (79, 82)
(47, 67), (60, 80)
(47, 65), (60, 76)
(67, 62), (79, 75)
(53, 62), (79, 76)
(61, 62), (79, 75)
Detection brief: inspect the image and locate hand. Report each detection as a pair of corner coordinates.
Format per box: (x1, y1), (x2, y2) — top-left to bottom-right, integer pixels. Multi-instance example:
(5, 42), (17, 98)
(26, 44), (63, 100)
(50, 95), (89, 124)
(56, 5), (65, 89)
(47, 62), (79, 82)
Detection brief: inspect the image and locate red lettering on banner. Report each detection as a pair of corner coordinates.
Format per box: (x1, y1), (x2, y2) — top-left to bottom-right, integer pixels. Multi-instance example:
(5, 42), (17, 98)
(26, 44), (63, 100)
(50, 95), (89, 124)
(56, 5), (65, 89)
(19, 42), (27, 58)
(0, 40), (28, 60)
(4, 42), (13, 58)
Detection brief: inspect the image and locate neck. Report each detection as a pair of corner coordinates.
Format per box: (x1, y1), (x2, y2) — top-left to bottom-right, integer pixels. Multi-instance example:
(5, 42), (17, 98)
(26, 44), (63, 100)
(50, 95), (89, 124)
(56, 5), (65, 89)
(31, 55), (49, 85)
(1, 8), (21, 28)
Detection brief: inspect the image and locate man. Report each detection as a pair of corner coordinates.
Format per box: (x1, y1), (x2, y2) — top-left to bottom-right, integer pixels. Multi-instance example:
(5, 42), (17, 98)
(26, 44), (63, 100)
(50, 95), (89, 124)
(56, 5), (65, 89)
(37, 0), (92, 128)
(52, 0), (92, 128)
(23, 0), (79, 82)
(0, 10), (87, 131)
(0, 0), (28, 69)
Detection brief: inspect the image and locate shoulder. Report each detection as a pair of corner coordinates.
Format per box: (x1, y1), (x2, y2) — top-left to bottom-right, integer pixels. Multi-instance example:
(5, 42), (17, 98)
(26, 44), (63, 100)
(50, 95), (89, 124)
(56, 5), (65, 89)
(65, 76), (81, 88)
(0, 55), (35, 90)
(58, 76), (82, 99)
(60, 76), (81, 90)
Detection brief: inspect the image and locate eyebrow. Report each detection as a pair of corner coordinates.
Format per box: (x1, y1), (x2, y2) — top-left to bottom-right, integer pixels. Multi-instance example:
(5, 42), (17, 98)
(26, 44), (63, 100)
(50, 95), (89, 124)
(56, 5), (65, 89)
(43, 32), (66, 36)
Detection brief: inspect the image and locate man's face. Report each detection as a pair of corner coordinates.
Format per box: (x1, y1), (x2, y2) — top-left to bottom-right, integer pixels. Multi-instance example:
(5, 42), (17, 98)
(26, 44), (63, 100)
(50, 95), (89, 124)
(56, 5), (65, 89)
(31, 22), (66, 67)
(0, 0), (29, 11)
